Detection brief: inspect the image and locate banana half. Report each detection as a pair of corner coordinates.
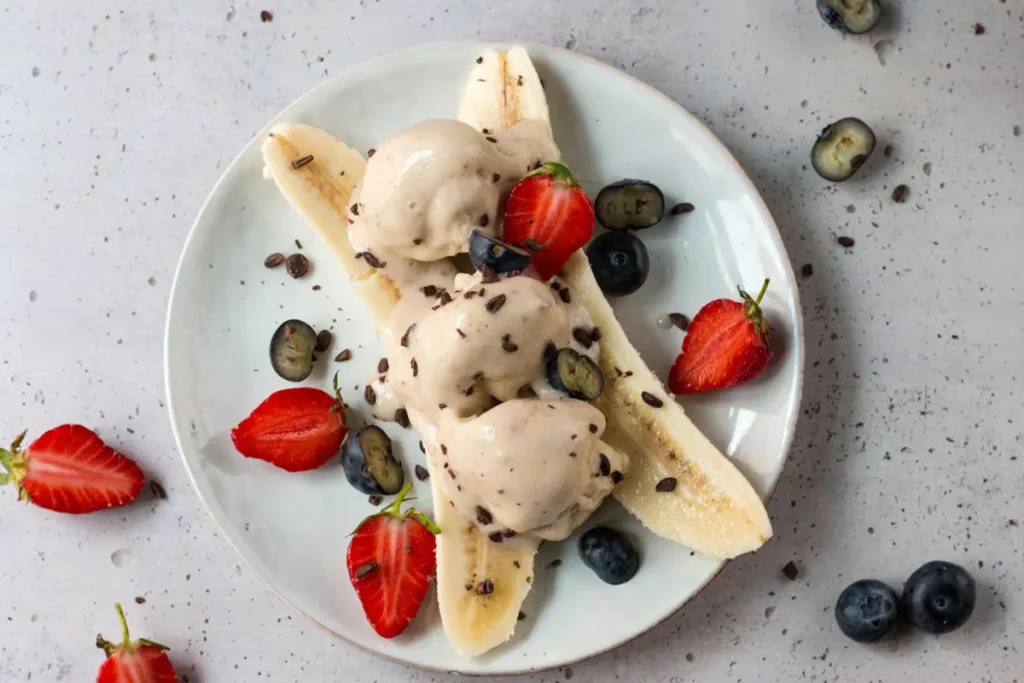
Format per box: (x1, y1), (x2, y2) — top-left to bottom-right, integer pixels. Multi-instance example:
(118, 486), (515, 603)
(261, 45), (771, 657)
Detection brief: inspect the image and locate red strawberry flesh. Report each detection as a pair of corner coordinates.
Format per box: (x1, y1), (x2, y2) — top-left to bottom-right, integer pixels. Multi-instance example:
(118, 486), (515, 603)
(96, 603), (179, 683)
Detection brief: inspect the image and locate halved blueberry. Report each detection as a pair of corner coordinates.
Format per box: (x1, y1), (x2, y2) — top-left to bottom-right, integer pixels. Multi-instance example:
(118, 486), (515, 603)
(817, 0), (882, 35)
(811, 118), (876, 182)
(835, 579), (899, 643)
(546, 347), (604, 401)
(578, 527), (640, 585)
(341, 426), (404, 495)
(586, 231), (650, 297)
(902, 561), (976, 634)
(269, 319), (317, 382)
(469, 229), (531, 274)
(594, 179), (665, 231)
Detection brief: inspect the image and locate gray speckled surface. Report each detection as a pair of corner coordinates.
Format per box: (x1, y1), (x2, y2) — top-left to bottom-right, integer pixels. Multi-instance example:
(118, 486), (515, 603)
(1, 0), (1022, 681)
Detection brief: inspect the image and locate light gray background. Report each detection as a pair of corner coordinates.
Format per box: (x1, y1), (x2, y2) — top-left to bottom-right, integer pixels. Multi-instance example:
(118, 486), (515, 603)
(1, 1), (1021, 681)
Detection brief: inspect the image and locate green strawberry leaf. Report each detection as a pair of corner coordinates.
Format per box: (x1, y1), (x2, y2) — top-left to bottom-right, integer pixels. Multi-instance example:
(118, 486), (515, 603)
(0, 472), (9, 487)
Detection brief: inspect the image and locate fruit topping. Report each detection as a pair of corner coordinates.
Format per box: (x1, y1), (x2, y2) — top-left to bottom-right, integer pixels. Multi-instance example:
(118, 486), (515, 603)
(502, 162), (595, 280)
(468, 229), (531, 274)
(834, 579), (899, 643)
(817, 0), (882, 34)
(902, 561), (976, 634)
(546, 347), (604, 401)
(346, 482), (438, 638)
(231, 381), (348, 472)
(270, 319), (317, 382)
(342, 425), (405, 495)
(811, 117), (876, 182)
(0, 425), (144, 514)
(669, 280), (772, 394)
(594, 179), (665, 231)
(578, 526), (640, 585)
(586, 231), (650, 297)
(95, 603), (178, 683)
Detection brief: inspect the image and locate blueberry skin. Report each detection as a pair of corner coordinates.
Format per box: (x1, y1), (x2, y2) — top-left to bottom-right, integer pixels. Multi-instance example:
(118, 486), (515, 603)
(341, 434), (384, 495)
(594, 179), (666, 231)
(902, 561), (976, 634)
(834, 579), (899, 643)
(578, 527), (640, 585)
(468, 229), (531, 274)
(586, 231), (650, 297)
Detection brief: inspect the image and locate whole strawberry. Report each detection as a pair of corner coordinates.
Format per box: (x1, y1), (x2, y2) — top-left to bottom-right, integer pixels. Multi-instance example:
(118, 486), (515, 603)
(0, 425), (144, 514)
(502, 162), (595, 280)
(669, 279), (773, 394)
(347, 482), (438, 638)
(95, 603), (179, 682)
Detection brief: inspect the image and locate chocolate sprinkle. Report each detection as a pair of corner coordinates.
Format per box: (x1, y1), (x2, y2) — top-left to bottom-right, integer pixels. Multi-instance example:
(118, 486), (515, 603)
(420, 284), (437, 297)
(591, 327), (602, 342)
(264, 252), (285, 268)
(668, 313), (689, 330)
(801, 264), (814, 278)
(599, 453), (611, 476)
(476, 56), (484, 64)
(891, 184), (909, 203)
(492, 172), (501, 182)
(335, 349), (352, 362)
(401, 324), (416, 347)
(670, 202), (696, 215)
(488, 532), (504, 543)
(368, 495), (383, 506)
(611, 471), (624, 484)
(291, 154), (314, 169)
(782, 561), (799, 581)
(837, 236), (856, 248)
(355, 562), (379, 580)
(476, 579), (494, 595)
(559, 287), (571, 304)
(641, 391), (664, 408)
(410, 358), (418, 377)
(549, 559), (562, 569)
(572, 327), (594, 349)
(441, 444), (448, 455)
(415, 464), (429, 481)
(476, 506), (493, 525)
(395, 408), (410, 429)
(486, 136), (498, 143)
(588, 423), (598, 434)
(367, 148), (376, 157)
(501, 334), (518, 352)
(518, 611), (526, 621)
(378, 357), (389, 373)
(655, 477), (678, 492)
(485, 294), (507, 313)
(285, 253), (309, 278)
(479, 214), (490, 227)
(349, 203), (360, 216)
(260, 10), (274, 22)
(457, 328), (467, 339)
(362, 251), (383, 269)
(315, 329), (332, 353)
(150, 481), (167, 500)
(364, 385), (377, 405)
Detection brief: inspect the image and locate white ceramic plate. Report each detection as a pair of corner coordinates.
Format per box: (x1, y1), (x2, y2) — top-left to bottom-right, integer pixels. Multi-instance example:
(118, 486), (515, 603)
(165, 42), (804, 675)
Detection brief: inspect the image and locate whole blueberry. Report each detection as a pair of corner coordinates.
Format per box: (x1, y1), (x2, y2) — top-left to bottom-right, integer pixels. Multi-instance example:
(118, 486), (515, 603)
(902, 561), (976, 634)
(578, 526), (640, 585)
(834, 579), (899, 643)
(586, 231), (650, 297)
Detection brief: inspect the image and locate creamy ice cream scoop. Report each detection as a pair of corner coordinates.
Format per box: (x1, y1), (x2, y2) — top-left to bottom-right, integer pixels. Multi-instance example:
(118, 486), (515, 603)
(348, 119), (559, 262)
(433, 398), (627, 542)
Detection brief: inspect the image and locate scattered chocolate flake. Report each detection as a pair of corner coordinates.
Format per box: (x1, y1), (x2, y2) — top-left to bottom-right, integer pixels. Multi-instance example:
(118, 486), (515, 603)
(478, 288), (486, 297)
(623, 370), (634, 378)
(476, 506), (493, 525)
(492, 172), (501, 182)
(439, 404), (447, 411)
(598, 453), (611, 476)
(883, 144), (894, 158)
(441, 444), (448, 455)
(335, 349), (352, 362)
(456, 328), (467, 339)
(410, 358), (418, 377)
(463, 290), (478, 300)
(588, 423), (598, 434)
(294, 239), (303, 249)
(377, 357), (389, 373)
(364, 385), (377, 405)
(362, 251), (382, 269)
(311, 285), (321, 291)
(611, 471), (624, 484)
(501, 334), (518, 352)
(476, 579), (494, 595)
(438, 290), (453, 305)
(395, 408), (410, 429)
(264, 252), (285, 268)
(782, 561), (799, 581)
(641, 391), (664, 408)
(1008, 519), (1018, 527)
(485, 294), (507, 313)
(572, 327), (594, 349)
(801, 264), (814, 278)
(973, 22), (985, 35)
(315, 329), (332, 353)
(472, 371), (485, 382)
(480, 265), (499, 283)
(478, 213), (490, 227)
(513, 560), (521, 569)
(568, 451), (577, 458)
(413, 238), (423, 245)
(502, 529), (517, 538)
(891, 184), (909, 203)
(368, 495), (383, 506)
(355, 562), (379, 580)
(486, 136), (498, 143)
(837, 236), (856, 248)
(488, 531), (504, 543)
(517, 74), (524, 86)
(447, 469), (456, 480)
(670, 202), (696, 215)
(463, 385), (474, 396)
(590, 327), (602, 342)
(150, 481), (167, 500)
(260, 10), (273, 22)
(559, 287), (571, 304)
(285, 253), (309, 278)
(418, 441), (426, 454)
(291, 154), (314, 169)
(420, 284), (437, 297)
(415, 464), (429, 481)
(517, 611), (526, 621)
(668, 313), (689, 330)
(367, 148), (376, 157)
(548, 559), (562, 569)
(655, 477), (678, 492)
(476, 56), (484, 64)
(134, 596), (146, 604)
(349, 203), (360, 216)
(401, 324), (416, 347)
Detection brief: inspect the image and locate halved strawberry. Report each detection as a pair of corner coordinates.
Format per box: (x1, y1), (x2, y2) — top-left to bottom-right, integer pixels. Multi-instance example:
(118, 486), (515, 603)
(347, 482), (438, 638)
(669, 279), (773, 394)
(502, 162), (595, 280)
(231, 377), (348, 472)
(0, 425), (144, 514)
(96, 603), (179, 683)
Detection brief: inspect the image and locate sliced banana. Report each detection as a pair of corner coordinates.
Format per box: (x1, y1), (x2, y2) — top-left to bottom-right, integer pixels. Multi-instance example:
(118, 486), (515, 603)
(458, 46), (551, 135)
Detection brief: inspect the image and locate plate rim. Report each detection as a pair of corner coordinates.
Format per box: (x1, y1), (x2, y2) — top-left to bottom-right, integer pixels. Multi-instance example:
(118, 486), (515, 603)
(164, 39), (805, 676)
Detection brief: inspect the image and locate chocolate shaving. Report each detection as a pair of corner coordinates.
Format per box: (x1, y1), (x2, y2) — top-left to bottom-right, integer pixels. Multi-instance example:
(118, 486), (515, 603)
(611, 471), (624, 484)
(456, 328), (467, 339)
(559, 287), (571, 304)
(485, 294), (507, 313)
(401, 324), (416, 347)
(486, 136), (498, 143)
(641, 391), (664, 408)
(420, 284), (437, 297)
(349, 203), (360, 216)
(315, 329), (332, 353)
(415, 464), (429, 481)
(395, 408), (410, 429)
(291, 155), (314, 169)
(588, 423), (598, 433)
(476, 506), (493, 525)
(478, 214), (490, 227)
(355, 562), (379, 580)
(367, 148), (376, 157)
(502, 529), (517, 538)
(476, 579), (494, 595)
(670, 202), (695, 215)
(264, 252), (285, 268)
(377, 358), (389, 373)
(480, 265), (499, 284)
(438, 290), (453, 305)
(590, 327), (602, 342)
(838, 236), (855, 248)
(410, 358), (418, 377)
(572, 327), (594, 349)
(668, 313), (689, 330)
(335, 349), (352, 362)
(413, 238), (423, 245)
(472, 371), (485, 382)
(364, 385), (377, 405)
(598, 453), (611, 476)
(488, 532), (504, 543)
(655, 477), (678, 492)
(362, 251), (382, 269)
(492, 172), (501, 182)
(150, 481), (167, 500)
(501, 334), (518, 352)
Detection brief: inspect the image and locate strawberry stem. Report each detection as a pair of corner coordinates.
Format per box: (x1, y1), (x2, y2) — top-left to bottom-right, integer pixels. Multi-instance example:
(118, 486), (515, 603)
(115, 603), (131, 647)
(753, 278), (770, 306)
(526, 161), (579, 187)
(381, 482), (415, 516)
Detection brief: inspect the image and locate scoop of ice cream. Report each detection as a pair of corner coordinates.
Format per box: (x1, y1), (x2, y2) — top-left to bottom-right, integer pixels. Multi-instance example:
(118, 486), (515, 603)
(434, 398), (627, 541)
(348, 119), (559, 262)
(385, 275), (569, 418)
